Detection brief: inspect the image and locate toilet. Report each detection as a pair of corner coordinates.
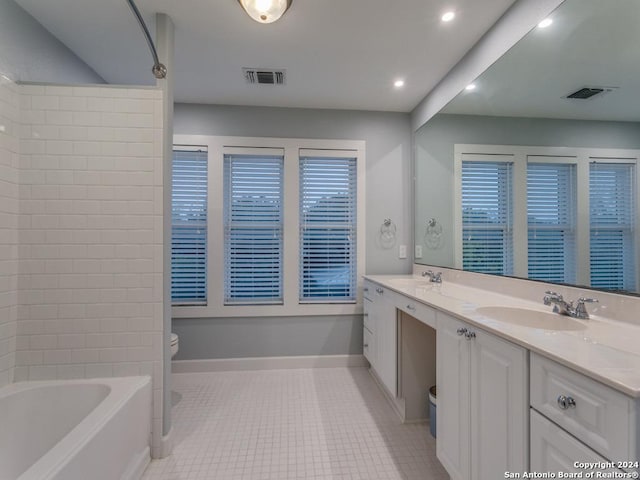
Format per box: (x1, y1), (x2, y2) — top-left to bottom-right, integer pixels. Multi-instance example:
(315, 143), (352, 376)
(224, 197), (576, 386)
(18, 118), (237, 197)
(170, 332), (179, 358)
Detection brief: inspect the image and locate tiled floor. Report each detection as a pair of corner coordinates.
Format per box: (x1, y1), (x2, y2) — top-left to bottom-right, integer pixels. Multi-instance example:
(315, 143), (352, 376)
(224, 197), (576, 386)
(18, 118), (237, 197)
(142, 367), (449, 480)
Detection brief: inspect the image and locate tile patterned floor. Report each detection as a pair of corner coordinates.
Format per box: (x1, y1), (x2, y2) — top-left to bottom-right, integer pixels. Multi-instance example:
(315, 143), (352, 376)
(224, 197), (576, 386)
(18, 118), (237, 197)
(142, 367), (449, 480)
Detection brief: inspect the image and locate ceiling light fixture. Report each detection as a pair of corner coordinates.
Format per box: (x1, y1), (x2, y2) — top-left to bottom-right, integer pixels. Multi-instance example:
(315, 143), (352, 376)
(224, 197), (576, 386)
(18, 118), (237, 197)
(238, 0), (292, 24)
(441, 11), (455, 22)
(465, 83), (476, 91)
(394, 79), (405, 88)
(537, 18), (553, 28)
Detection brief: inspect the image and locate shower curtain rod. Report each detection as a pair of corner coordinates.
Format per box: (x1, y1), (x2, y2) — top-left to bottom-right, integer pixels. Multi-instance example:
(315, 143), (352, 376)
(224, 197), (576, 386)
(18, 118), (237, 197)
(126, 0), (167, 79)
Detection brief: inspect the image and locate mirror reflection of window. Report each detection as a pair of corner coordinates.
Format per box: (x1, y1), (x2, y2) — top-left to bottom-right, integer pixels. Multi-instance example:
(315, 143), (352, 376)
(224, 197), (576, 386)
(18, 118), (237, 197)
(527, 163), (577, 284)
(589, 162), (636, 291)
(461, 160), (514, 276)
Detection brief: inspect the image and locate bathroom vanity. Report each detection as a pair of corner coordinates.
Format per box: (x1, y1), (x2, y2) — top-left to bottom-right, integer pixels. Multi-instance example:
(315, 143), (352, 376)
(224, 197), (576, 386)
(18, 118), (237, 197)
(363, 269), (640, 480)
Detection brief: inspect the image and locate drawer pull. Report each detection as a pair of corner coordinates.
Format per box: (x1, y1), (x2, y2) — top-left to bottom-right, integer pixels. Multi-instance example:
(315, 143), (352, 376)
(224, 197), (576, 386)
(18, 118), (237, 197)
(465, 331), (476, 340)
(557, 395), (576, 410)
(363, 287), (369, 292)
(406, 304), (416, 311)
(376, 288), (384, 294)
(457, 327), (468, 336)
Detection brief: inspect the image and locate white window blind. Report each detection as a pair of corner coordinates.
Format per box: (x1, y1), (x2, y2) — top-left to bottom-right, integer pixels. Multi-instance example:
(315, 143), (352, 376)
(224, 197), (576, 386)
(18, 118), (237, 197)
(171, 148), (208, 305)
(589, 162), (636, 291)
(461, 160), (514, 275)
(224, 153), (284, 304)
(299, 155), (357, 302)
(527, 163), (577, 283)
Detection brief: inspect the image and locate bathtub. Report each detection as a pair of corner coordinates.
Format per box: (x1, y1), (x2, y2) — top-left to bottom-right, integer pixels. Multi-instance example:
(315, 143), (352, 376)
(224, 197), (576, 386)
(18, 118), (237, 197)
(0, 376), (151, 480)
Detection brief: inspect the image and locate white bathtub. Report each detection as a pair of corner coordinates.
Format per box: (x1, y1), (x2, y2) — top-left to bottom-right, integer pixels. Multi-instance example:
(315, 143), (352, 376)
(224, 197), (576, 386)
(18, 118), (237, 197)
(0, 376), (151, 480)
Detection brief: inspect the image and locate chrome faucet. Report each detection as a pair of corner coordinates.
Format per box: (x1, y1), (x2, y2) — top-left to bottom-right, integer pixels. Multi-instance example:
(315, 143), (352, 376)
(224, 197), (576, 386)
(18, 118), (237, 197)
(422, 270), (442, 283)
(543, 291), (598, 319)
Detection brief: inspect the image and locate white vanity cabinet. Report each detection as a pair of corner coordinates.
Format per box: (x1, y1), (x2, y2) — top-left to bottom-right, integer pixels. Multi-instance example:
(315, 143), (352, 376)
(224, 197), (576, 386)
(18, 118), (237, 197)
(530, 353), (638, 474)
(436, 313), (528, 480)
(362, 280), (397, 397)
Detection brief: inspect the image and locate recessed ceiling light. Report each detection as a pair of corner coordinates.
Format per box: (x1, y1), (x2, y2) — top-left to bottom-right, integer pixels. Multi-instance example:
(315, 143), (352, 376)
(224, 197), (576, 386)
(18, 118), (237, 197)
(394, 79), (405, 88)
(465, 83), (476, 91)
(538, 18), (553, 28)
(441, 11), (455, 22)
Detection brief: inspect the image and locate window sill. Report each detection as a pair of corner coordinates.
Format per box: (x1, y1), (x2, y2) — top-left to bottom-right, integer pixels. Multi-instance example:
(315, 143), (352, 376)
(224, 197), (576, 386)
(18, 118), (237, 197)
(172, 302), (363, 318)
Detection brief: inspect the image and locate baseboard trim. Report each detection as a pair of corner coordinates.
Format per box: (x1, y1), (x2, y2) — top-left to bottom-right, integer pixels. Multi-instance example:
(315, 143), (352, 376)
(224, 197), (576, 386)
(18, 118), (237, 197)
(172, 354), (367, 373)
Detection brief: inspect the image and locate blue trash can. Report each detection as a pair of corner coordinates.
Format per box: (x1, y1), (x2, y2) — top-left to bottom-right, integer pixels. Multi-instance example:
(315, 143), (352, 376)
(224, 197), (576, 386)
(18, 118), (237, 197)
(429, 385), (437, 438)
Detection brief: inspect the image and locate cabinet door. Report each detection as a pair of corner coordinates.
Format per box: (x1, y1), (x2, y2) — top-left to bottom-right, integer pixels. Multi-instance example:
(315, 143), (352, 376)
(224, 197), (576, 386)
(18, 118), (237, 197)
(436, 314), (471, 480)
(471, 328), (528, 480)
(530, 409), (620, 475)
(363, 297), (377, 369)
(376, 290), (397, 397)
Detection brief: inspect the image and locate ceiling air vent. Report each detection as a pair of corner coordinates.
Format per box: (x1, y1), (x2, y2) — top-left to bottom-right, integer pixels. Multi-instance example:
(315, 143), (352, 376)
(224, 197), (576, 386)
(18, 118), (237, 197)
(565, 86), (618, 100)
(243, 68), (286, 85)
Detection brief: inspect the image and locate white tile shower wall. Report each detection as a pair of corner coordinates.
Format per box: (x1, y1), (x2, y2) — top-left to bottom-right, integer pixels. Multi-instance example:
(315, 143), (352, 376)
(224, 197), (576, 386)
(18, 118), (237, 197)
(0, 74), (20, 387)
(16, 84), (165, 453)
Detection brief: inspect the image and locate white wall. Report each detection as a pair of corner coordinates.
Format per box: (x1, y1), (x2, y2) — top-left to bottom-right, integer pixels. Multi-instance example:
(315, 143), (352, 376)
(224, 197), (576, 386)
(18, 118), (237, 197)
(0, 75), (20, 387)
(15, 83), (165, 455)
(0, 0), (103, 84)
(173, 103), (412, 360)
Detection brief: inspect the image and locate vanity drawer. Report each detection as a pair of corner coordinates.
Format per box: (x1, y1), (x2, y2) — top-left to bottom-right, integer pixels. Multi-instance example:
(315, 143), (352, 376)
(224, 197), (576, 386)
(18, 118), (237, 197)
(363, 297), (373, 332)
(363, 326), (373, 363)
(363, 280), (374, 301)
(530, 409), (621, 475)
(530, 353), (637, 464)
(398, 299), (436, 329)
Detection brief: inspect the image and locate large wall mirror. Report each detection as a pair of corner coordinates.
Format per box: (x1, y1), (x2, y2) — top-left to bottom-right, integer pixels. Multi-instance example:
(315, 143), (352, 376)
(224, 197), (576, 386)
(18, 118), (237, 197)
(414, 0), (640, 294)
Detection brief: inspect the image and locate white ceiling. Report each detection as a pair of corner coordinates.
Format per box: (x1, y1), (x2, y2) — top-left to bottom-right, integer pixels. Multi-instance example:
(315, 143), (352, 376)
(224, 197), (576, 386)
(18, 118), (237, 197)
(16, 0), (517, 112)
(442, 0), (640, 121)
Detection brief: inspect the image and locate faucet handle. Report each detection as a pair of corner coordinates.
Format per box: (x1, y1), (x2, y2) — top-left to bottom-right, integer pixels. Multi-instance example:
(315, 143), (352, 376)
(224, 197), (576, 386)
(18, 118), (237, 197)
(578, 297), (598, 304)
(574, 297), (598, 319)
(543, 291), (562, 306)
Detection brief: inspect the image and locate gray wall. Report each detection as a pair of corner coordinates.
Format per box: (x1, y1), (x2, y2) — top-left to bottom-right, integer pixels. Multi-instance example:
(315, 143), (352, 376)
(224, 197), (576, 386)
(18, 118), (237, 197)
(173, 103), (412, 360)
(174, 315), (362, 360)
(0, 0), (103, 83)
(415, 113), (640, 267)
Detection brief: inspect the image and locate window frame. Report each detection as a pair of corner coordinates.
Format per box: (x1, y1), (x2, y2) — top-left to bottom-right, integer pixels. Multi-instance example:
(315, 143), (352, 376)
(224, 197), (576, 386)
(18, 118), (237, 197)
(172, 135), (366, 318)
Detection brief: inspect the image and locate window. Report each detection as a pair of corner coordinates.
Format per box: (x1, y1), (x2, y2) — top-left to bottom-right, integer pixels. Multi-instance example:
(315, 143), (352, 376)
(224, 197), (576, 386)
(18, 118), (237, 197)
(590, 162), (636, 291)
(223, 151), (284, 304)
(172, 136), (365, 317)
(461, 160), (514, 275)
(299, 154), (357, 302)
(527, 163), (576, 283)
(171, 148), (208, 305)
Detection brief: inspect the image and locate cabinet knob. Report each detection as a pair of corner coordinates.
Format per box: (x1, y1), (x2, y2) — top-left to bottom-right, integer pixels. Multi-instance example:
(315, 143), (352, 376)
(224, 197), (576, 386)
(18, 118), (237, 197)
(465, 331), (476, 340)
(376, 288), (384, 294)
(406, 304), (416, 311)
(557, 395), (576, 410)
(457, 327), (468, 336)
(363, 287), (369, 292)
(363, 343), (369, 348)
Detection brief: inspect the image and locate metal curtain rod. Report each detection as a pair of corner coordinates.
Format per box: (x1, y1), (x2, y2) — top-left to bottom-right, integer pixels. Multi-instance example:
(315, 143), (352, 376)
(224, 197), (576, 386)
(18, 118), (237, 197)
(126, 0), (167, 79)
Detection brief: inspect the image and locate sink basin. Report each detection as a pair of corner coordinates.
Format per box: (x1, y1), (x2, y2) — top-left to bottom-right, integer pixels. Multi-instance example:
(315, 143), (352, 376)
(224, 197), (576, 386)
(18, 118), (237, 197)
(475, 306), (587, 331)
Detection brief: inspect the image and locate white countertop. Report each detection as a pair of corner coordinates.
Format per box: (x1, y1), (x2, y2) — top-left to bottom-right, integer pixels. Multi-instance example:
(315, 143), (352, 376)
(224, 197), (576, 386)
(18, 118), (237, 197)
(364, 274), (640, 398)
